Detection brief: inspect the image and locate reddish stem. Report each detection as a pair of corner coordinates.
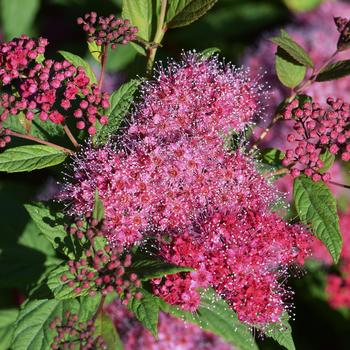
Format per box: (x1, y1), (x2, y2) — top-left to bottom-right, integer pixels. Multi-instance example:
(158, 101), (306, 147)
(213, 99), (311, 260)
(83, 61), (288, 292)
(92, 295), (106, 322)
(98, 44), (109, 91)
(63, 124), (79, 149)
(328, 180), (350, 190)
(7, 130), (74, 155)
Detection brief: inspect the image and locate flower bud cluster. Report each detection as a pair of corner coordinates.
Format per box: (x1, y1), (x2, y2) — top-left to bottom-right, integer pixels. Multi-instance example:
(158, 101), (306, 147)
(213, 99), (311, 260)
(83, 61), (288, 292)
(0, 36), (110, 138)
(0, 35), (48, 85)
(60, 218), (142, 302)
(77, 12), (138, 49)
(49, 311), (106, 350)
(282, 97), (350, 181)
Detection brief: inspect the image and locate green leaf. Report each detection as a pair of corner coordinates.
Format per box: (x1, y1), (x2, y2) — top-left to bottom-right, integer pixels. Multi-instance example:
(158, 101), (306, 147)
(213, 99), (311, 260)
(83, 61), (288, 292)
(0, 308), (18, 350)
(12, 299), (80, 350)
(94, 313), (124, 350)
(294, 175), (342, 262)
(95, 79), (141, 145)
(78, 295), (103, 322)
(0, 219), (58, 288)
(30, 118), (66, 141)
(166, 0), (218, 28)
(260, 148), (285, 167)
(25, 202), (66, 246)
(0, 145), (67, 173)
(316, 59), (350, 82)
(122, 0), (153, 55)
(271, 30), (313, 68)
(283, 0), (322, 12)
(0, 0), (40, 39)
(36, 53), (45, 64)
(257, 148), (287, 182)
(264, 313), (295, 350)
(93, 190), (105, 222)
(275, 47), (306, 88)
(129, 254), (193, 281)
(106, 44), (138, 72)
(59, 50), (97, 84)
(319, 150), (335, 174)
(25, 202), (78, 259)
(199, 47), (221, 59)
(88, 41), (103, 63)
(18, 220), (56, 256)
(128, 289), (159, 337)
(160, 288), (258, 350)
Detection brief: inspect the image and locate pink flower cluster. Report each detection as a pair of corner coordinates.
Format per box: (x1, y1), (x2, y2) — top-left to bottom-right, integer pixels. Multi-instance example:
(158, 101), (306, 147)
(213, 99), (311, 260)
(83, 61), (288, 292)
(311, 207), (350, 309)
(62, 54), (313, 326)
(77, 12), (138, 48)
(281, 97), (350, 180)
(63, 55), (267, 245)
(0, 35), (110, 140)
(106, 299), (235, 350)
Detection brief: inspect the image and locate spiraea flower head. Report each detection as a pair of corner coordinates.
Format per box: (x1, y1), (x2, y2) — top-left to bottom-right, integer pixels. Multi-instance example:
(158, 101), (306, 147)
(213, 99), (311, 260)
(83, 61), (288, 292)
(61, 53), (313, 327)
(128, 53), (266, 145)
(152, 209), (311, 325)
(77, 12), (138, 49)
(59, 217), (142, 301)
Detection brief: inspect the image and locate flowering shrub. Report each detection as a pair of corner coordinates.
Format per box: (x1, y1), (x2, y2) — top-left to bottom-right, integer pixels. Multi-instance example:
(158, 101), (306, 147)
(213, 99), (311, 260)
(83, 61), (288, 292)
(0, 1), (350, 350)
